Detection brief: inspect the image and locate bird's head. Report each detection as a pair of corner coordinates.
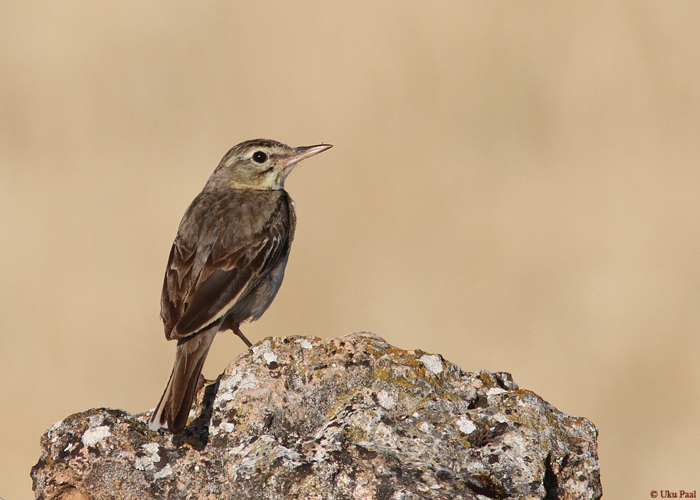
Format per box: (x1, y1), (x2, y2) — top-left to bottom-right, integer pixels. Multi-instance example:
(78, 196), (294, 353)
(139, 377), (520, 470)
(208, 139), (332, 190)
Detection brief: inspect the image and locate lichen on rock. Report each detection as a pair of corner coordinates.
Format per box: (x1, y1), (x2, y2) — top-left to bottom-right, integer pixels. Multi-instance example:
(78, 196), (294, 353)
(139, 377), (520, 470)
(32, 332), (602, 500)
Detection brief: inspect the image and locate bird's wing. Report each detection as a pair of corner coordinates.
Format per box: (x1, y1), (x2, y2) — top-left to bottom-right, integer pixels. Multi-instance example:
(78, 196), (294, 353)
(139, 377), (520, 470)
(161, 197), (291, 341)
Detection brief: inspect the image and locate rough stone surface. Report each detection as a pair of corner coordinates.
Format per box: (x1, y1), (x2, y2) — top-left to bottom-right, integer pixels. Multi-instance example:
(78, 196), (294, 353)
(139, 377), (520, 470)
(32, 332), (602, 500)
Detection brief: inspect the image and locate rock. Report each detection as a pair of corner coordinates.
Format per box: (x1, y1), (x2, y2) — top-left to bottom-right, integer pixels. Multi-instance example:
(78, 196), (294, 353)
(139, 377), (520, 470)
(32, 332), (602, 500)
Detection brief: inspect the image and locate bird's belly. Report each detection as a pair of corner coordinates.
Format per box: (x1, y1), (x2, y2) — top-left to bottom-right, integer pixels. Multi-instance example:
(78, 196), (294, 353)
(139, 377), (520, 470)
(232, 257), (288, 323)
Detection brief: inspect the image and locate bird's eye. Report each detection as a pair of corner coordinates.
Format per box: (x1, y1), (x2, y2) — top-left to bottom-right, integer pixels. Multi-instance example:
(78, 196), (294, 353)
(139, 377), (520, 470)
(252, 151), (268, 163)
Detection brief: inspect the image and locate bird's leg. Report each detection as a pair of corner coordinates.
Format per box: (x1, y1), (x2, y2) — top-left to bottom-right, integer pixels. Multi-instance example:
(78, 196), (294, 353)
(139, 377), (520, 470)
(195, 373), (213, 395)
(226, 318), (253, 348)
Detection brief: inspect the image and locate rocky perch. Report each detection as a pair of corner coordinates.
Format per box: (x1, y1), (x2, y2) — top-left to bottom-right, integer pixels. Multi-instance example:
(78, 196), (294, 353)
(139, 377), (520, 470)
(32, 332), (602, 500)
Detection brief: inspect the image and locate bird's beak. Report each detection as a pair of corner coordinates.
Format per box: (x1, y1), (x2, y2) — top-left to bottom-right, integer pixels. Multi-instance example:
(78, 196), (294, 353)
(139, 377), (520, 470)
(280, 144), (333, 168)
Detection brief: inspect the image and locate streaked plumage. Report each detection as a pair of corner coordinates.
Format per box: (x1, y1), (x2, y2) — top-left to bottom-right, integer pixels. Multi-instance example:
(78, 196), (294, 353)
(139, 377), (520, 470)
(149, 139), (332, 433)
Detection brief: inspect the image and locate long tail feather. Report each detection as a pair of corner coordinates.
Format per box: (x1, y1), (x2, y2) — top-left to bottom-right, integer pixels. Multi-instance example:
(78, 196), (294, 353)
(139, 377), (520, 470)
(149, 329), (216, 433)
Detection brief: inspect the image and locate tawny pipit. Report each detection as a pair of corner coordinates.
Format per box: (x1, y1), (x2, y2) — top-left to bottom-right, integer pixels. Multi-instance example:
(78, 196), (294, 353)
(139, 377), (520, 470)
(149, 139), (332, 433)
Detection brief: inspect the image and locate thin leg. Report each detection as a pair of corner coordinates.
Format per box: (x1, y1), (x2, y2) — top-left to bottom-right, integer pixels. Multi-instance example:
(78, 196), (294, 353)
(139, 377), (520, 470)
(227, 318), (253, 348)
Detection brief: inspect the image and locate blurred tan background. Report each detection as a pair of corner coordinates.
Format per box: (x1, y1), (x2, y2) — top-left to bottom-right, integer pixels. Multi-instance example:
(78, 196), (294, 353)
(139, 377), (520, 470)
(1, 1), (699, 498)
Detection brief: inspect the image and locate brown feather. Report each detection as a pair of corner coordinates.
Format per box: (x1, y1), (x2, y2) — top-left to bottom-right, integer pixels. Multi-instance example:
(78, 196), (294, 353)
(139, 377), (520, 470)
(149, 328), (217, 433)
(150, 139), (328, 433)
(161, 191), (293, 340)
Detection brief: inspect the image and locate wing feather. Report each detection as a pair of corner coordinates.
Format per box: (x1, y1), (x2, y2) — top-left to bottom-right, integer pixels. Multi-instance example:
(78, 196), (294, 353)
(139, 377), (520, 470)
(160, 193), (292, 341)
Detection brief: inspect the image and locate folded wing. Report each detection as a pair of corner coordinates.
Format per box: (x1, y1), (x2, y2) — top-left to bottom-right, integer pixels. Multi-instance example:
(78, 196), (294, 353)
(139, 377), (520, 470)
(161, 196), (291, 341)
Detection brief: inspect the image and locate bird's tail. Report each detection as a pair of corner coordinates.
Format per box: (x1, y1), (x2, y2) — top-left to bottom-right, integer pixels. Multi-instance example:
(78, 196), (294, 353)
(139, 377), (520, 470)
(149, 329), (216, 433)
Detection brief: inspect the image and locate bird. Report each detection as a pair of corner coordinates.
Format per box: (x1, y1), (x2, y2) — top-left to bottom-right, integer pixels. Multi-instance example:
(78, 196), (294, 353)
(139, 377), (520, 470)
(149, 138), (332, 433)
